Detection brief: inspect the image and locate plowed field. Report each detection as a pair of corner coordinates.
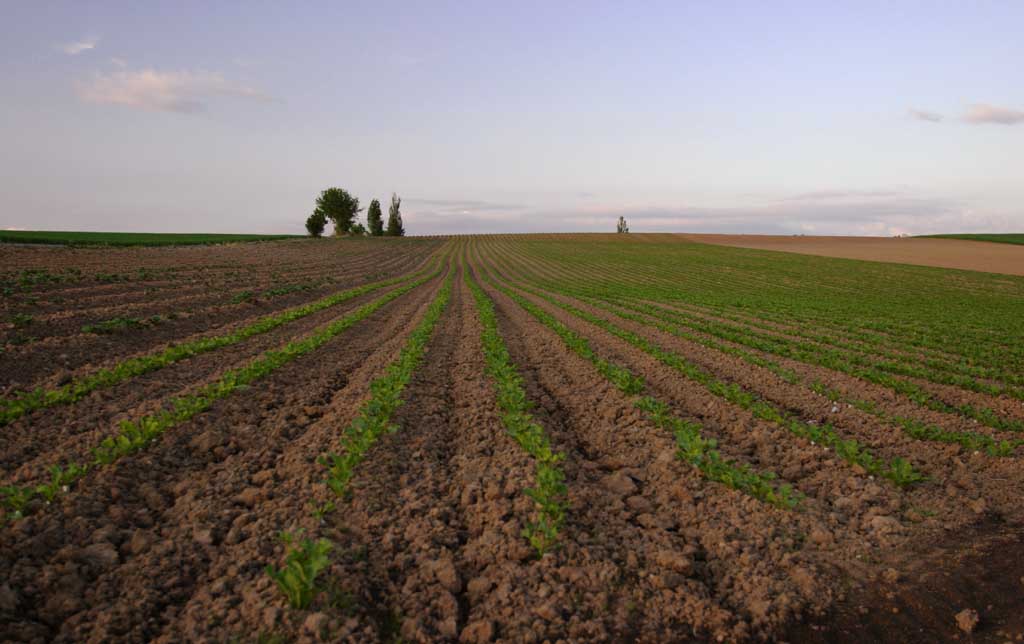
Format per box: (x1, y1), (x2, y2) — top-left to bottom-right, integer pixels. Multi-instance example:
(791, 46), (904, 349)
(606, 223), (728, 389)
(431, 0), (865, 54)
(2, 235), (1023, 643)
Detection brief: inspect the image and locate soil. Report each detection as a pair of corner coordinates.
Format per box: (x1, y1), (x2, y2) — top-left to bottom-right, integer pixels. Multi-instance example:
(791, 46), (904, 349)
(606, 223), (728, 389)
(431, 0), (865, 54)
(1, 238), (1022, 643)
(679, 234), (1024, 276)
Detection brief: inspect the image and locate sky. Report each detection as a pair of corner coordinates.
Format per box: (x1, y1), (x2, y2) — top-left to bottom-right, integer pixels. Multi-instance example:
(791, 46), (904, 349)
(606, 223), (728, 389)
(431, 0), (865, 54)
(1, 1), (1022, 236)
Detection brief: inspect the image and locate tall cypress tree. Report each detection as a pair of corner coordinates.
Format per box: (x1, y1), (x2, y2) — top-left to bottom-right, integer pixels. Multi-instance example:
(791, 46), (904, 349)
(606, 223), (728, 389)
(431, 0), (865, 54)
(386, 193), (405, 237)
(366, 199), (384, 236)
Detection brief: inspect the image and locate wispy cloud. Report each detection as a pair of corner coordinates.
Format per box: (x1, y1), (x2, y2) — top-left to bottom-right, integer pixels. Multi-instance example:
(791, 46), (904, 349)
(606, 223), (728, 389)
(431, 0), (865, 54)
(76, 68), (272, 113)
(407, 190), (1010, 237)
(963, 103), (1024, 125)
(782, 188), (906, 202)
(406, 198), (526, 213)
(61, 37), (98, 55)
(908, 108), (943, 123)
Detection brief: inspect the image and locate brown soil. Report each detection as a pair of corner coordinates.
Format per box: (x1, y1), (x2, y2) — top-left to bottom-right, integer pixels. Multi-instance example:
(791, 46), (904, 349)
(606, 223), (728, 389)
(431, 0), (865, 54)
(680, 234), (1024, 276)
(0, 271), (447, 642)
(1, 240), (438, 392)
(2, 237), (1023, 643)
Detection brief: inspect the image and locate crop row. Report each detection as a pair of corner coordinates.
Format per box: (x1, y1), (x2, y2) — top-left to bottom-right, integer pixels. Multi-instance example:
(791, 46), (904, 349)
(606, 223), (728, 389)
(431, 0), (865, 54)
(484, 237), (1024, 375)
(471, 259), (802, 509)
(486, 244), (1020, 456)
(319, 271), (454, 498)
(583, 296), (1022, 457)
(0, 270), (441, 522)
(484, 263), (924, 488)
(489, 239), (1024, 395)
(627, 297), (1024, 404)
(668, 299), (1024, 390)
(478, 241), (1023, 436)
(0, 244), (431, 353)
(466, 265), (570, 554)
(609, 298), (1024, 433)
(0, 257), (443, 427)
(268, 266), (455, 611)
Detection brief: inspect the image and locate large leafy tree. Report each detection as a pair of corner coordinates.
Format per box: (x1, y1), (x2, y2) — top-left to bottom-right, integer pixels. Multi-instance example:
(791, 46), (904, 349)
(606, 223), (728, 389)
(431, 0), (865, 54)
(366, 199), (384, 236)
(385, 193), (405, 237)
(616, 216), (629, 233)
(315, 187), (361, 235)
(305, 210), (327, 237)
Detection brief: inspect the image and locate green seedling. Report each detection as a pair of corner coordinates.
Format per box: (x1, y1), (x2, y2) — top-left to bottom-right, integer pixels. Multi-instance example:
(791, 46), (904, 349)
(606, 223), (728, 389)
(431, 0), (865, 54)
(265, 531), (333, 609)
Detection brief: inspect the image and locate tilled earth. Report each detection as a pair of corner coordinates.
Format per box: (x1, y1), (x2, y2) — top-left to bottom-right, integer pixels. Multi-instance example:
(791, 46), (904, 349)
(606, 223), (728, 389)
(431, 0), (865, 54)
(1, 236), (1023, 643)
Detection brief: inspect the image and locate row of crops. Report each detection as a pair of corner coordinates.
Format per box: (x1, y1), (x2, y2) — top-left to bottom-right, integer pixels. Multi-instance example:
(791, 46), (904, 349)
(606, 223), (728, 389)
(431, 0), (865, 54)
(3, 234), (1022, 641)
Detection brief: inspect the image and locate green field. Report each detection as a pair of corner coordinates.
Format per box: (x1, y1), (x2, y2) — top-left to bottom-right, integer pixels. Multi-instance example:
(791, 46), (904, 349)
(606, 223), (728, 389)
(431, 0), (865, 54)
(0, 230), (300, 247)
(918, 233), (1024, 245)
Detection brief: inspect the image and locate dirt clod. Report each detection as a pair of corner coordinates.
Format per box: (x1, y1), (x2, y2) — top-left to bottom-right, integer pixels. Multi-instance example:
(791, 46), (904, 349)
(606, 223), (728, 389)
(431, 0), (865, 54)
(956, 608), (980, 633)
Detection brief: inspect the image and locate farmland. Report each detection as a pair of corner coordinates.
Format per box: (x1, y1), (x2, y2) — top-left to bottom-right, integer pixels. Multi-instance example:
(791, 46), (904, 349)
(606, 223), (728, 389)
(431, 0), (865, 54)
(2, 234), (1024, 642)
(0, 231), (301, 246)
(919, 233), (1024, 246)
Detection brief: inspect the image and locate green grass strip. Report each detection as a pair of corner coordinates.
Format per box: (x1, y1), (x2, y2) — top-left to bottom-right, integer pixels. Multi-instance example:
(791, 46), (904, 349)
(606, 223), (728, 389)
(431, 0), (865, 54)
(0, 261), (440, 426)
(479, 268), (801, 509)
(466, 266), (569, 554)
(320, 272), (453, 499)
(510, 279), (925, 487)
(0, 270), (440, 522)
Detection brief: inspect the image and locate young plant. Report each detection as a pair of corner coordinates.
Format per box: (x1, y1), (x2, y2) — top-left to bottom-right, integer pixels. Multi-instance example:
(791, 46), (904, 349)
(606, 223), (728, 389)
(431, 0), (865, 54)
(0, 254), (447, 427)
(34, 463), (89, 502)
(321, 275), (453, 498)
(82, 317), (148, 334)
(10, 313), (34, 328)
(231, 290), (257, 304)
(4, 269), (447, 522)
(265, 531), (333, 609)
(0, 485), (35, 520)
(467, 268), (571, 554)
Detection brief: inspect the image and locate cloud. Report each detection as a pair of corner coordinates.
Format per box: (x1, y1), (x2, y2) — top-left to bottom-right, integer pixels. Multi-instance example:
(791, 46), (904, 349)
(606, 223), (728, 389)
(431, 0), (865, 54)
(406, 189), (1013, 237)
(782, 189), (906, 202)
(61, 38), (98, 55)
(963, 103), (1024, 125)
(908, 108), (943, 123)
(405, 198), (526, 212)
(76, 68), (272, 113)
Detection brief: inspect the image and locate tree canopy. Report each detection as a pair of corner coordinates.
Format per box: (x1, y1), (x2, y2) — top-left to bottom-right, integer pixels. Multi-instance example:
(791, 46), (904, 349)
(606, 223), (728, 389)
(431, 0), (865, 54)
(366, 199), (384, 236)
(305, 210), (327, 237)
(316, 188), (361, 235)
(386, 193), (405, 237)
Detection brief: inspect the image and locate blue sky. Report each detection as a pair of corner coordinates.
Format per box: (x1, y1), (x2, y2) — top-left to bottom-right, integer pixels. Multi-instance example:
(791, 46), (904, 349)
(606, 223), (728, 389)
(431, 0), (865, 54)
(2, 1), (1022, 235)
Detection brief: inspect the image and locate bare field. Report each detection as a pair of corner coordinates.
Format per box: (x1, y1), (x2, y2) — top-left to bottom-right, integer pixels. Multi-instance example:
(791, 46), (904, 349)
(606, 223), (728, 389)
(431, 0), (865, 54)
(680, 233), (1024, 276)
(2, 235), (1024, 642)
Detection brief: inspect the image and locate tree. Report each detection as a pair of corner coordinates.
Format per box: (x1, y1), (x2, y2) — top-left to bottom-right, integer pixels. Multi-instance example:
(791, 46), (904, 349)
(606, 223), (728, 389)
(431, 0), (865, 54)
(350, 220), (368, 236)
(305, 210), (327, 237)
(385, 193), (405, 237)
(616, 216), (629, 233)
(315, 187), (361, 235)
(366, 199), (384, 236)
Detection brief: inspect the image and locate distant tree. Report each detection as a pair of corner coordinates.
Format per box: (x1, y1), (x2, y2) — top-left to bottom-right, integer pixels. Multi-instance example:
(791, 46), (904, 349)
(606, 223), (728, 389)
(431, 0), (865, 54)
(385, 193), (405, 237)
(366, 199), (384, 236)
(305, 210), (327, 237)
(315, 187), (361, 235)
(350, 220), (368, 236)
(616, 216), (629, 233)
